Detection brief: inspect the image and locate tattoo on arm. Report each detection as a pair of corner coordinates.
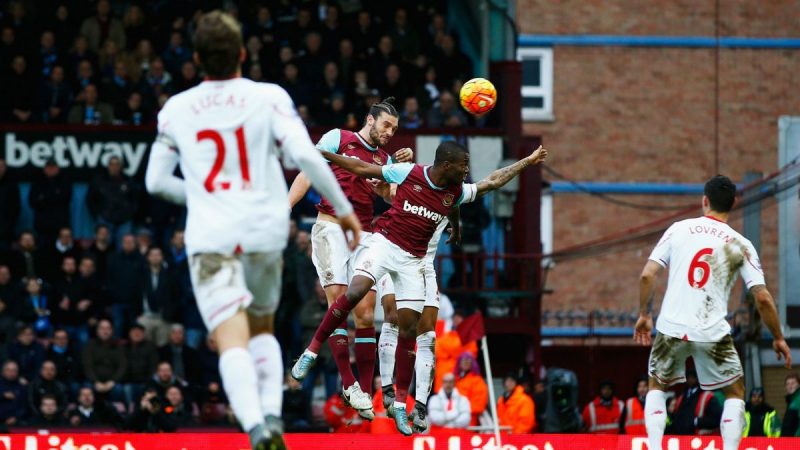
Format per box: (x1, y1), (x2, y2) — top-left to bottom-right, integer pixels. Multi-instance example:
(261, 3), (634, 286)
(476, 159), (531, 196)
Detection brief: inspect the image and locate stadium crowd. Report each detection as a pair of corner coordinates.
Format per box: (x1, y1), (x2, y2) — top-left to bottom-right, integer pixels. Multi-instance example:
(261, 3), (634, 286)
(0, 0), (474, 128)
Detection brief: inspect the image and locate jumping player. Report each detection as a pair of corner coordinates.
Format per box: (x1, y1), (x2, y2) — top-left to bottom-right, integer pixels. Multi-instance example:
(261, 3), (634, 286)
(292, 141), (549, 434)
(286, 98), (413, 419)
(145, 11), (360, 450)
(634, 175), (792, 450)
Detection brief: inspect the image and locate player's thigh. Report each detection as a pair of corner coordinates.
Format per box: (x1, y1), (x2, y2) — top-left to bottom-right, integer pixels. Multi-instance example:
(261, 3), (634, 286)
(393, 258), (427, 316)
(241, 251), (283, 318)
(311, 221), (350, 288)
(648, 332), (691, 387)
(423, 265), (440, 313)
(348, 233), (377, 294)
(691, 335), (744, 391)
(189, 253), (253, 334)
(418, 306), (439, 335)
(397, 306), (421, 339)
(351, 234), (390, 290)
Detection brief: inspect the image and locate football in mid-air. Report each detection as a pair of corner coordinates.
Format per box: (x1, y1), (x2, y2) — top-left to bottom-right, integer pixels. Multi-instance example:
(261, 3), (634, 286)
(459, 78), (497, 115)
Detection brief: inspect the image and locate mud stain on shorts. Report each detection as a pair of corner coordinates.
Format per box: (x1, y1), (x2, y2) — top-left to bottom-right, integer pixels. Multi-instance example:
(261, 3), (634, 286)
(649, 333), (680, 380)
(195, 253), (237, 286)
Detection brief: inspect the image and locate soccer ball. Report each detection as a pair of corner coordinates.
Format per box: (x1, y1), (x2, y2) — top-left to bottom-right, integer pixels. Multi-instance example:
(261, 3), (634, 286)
(459, 78), (497, 115)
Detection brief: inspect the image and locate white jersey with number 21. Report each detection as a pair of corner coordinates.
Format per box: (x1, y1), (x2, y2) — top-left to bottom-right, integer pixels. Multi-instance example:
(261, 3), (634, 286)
(148, 78), (351, 255)
(648, 215), (764, 342)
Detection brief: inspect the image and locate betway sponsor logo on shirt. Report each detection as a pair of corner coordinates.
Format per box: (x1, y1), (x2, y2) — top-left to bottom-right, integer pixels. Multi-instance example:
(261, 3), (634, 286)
(4, 132), (147, 176)
(403, 200), (445, 222)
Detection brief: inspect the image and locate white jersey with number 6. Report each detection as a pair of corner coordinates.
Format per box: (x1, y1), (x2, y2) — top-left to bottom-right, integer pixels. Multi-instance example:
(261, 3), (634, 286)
(648, 215), (765, 342)
(146, 78), (351, 255)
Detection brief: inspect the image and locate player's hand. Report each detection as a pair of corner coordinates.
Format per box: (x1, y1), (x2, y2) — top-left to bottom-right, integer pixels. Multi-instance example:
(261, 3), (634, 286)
(446, 226), (461, 246)
(773, 338), (792, 368)
(633, 314), (653, 346)
(394, 148), (414, 163)
(338, 213), (362, 251)
(370, 179), (391, 199)
(527, 145), (549, 165)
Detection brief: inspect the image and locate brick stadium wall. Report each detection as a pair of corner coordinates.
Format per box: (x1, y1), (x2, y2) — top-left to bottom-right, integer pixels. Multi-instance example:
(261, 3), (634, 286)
(516, 0), (800, 315)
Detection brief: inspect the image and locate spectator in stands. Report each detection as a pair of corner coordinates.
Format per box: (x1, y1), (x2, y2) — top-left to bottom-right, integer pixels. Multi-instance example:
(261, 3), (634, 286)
(66, 37), (97, 82)
(45, 5), (77, 54)
(42, 227), (82, 281)
(143, 57), (173, 103)
(52, 256), (88, 342)
(783, 372), (800, 437)
(108, 234), (142, 336)
(0, 266), (19, 314)
(744, 387), (779, 437)
(421, 65), (441, 110)
(400, 96), (424, 129)
(161, 31), (191, 78)
(498, 372), (536, 434)
(196, 335), (221, 390)
(198, 379), (228, 426)
(282, 373), (311, 432)
(46, 328), (81, 392)
(432, 34), (472, 90)
(86, 225), (112, 280)
(102, 60), (137, 111)
(69, 386), (122, 428)
(79, 0), (126, 52)
(122, 4), (148, 51)
(0, 27), (17, 81)
(280, 62), (312, 116)
(621, 377), (648, 435)
(337, 39), (356, 93)
(132, 39), (155, 78)
(351, 11), (378, 60)
(0, 360), (28, 426)
(369, 36), (400, 84)
(8, 325), (46, 384)
(582, 380), (623, 434)
(381, 64), (409, 107)
(298, 32), (325, 85)
(315, 61), (344, 114)
(435, 310), (478, 392)
(158, 324), (201, 385)
(68, 83), (114, 124)
(38, 65), (72, 123)
(532, 380), (548, 428)
(454, 351), (488, 426)
(127, 387), (177, 432)
(29, 161), (71, 250)
(139, 189), (184, 249)
(389, 8), (420, 62)
(19, 277), (53, 337)
(287, 7), (316, 53)
(135, 228), (152, 256)
(0, 298), (16, 346)
(123, 323), (158, 408)
(146, 361), (190, 406)
(36, 31), (62, 80)
(668, 370), (721, 435)
(137, 247), (177, 347)
(319, 4), (342, 54)
(427, 91), (467, 128)
(87, 156), (140, 246)
(429, 372), (471, 431)
(164, 385), (195, 428)
(27, 360), (68, 416)
(174, 61), (200, 94)
(5, 56), (35, 123)
(317, 93), (349, 128)
(0, 159), (20, 247)
(8, 232), (45, 281)
(82, 319), (126, 402)
(29, 393), (67, 427)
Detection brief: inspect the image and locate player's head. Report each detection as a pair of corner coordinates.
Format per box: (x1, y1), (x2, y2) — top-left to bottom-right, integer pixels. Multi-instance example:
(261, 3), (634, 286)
(433, 141), (470, 185)
(363, 97), (399, 146)
(193, 11), (245, 79)
(703, 174), (736, 214)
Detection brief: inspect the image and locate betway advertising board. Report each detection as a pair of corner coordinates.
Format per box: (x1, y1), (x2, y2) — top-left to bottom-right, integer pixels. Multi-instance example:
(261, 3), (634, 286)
(0, 433), (793, 450)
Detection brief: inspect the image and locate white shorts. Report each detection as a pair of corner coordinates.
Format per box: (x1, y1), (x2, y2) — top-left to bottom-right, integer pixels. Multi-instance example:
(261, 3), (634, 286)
(353, 233), (427, 310)
(376, 263), (439, 313)
(648, 332), (743, 389)
(311, 221), (375, 291)
(189, 252), (282, 332)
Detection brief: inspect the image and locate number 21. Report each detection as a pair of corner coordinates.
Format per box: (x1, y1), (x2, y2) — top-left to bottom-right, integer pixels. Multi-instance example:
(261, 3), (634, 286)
(197, 126), (251, 192)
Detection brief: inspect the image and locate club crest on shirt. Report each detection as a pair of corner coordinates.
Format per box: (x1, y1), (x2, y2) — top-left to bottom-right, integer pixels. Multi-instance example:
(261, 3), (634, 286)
(373, 154), (383, 165)
(363, 260), (372, 270)
(443, 193), (454, 207)
(325, 271), (334, 282)
(413, 184), (423, 192)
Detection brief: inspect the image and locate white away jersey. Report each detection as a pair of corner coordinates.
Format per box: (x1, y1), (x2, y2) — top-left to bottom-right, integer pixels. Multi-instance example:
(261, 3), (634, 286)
(649, 216), (765, 342)
(148, 78), (350, 254)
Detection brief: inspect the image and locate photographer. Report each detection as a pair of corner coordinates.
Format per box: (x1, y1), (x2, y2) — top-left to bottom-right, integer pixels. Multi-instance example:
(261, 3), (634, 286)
(126, 388), (177, 432)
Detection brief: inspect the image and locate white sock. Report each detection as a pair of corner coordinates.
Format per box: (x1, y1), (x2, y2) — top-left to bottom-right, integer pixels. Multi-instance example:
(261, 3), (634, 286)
(249, 333), (284, 417)
(219, 347), (263, 432)
(720, 398), (745, 450)
(644, 389), (667, 450)
(414, 331), (436, 406)
(379, 323), (398, 387)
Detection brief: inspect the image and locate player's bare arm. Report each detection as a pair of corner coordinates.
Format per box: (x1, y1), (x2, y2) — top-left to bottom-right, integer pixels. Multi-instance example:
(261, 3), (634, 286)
(475, 145), (549, 196)
(634, 260), (662, 346)
(321, 150), (386, 180)
(446, 208), (462, 245)
(287, 172), (311, 208)
(750, 284), (792, 368)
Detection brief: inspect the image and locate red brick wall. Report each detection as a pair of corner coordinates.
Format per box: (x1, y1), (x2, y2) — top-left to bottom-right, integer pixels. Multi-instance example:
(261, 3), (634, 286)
(515, 1), (799, 314)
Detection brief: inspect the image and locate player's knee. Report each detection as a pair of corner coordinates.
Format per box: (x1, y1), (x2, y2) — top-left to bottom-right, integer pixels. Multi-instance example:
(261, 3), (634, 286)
(384, 309), (398, 326)
(354, 310), (374, 328)
(398, 323), (416, 340)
